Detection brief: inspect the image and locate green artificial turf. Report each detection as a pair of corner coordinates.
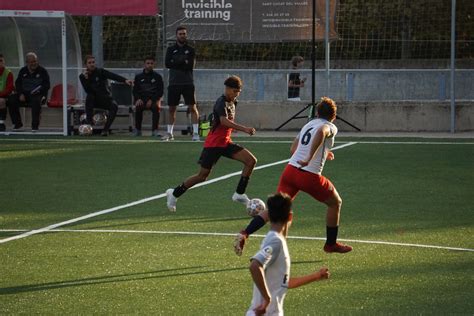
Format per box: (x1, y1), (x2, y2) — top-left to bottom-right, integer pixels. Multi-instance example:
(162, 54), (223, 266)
(1, 137), (473, 314)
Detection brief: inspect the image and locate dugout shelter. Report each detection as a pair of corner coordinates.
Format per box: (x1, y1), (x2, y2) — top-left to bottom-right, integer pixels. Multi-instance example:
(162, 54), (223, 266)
(0, 10), (82, 135)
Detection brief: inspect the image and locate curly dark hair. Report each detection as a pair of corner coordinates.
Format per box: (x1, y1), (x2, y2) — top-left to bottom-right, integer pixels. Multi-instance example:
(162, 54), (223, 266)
(317, 97), (337, 121)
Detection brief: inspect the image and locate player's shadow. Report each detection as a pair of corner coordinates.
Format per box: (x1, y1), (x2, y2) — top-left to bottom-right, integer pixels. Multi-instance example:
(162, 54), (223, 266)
(190, 216), (250, 223)
(0, 261), (321, 295)
(72, 216), (210, 230)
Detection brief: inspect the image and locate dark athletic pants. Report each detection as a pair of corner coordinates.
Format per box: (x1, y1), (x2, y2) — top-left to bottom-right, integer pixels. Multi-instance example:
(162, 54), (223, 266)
(8, 93), (43, 129)
(135, 99), (160, 131)
(85, 94), (118, 131)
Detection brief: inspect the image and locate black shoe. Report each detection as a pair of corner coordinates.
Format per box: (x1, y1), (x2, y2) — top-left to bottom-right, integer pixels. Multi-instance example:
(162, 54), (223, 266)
(101, 129), (109, 136)
(0, 123), (5, 132)
(12, 123), (23, 131)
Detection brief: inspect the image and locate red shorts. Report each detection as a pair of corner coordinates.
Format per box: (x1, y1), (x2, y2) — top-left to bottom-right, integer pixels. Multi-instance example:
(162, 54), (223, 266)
(277, 164), (335, 202)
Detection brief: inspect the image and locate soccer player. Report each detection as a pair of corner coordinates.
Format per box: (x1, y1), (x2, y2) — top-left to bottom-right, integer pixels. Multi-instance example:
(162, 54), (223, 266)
(79, 55), (133, 136)
(166, 75), (257, 212)
(247, 193), (330, 316)
(0, 54), (14, 132)
(235, 97), (353, 256)
(9, 52), (50, 132)
(162, 25), (199, 141)
(132, 56), (164, 137)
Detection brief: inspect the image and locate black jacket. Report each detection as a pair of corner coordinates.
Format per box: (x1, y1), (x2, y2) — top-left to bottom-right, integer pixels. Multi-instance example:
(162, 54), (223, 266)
(165, 43), (195, 85)
(133, 70), (164, 101)
(79, 68), (127, 98)
(15, 65), (50, 98)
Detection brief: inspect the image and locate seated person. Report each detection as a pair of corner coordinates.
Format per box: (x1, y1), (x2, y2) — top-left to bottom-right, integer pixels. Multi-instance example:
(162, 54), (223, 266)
(0, 54), (14, 132)
(79, 55), (132, 136)
(8, 52), (50, 131)
(132, 56), (164, 137)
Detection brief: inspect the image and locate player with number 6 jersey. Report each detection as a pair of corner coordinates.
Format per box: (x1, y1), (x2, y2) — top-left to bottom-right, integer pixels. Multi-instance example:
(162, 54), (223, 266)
(234, 97), (353, 256)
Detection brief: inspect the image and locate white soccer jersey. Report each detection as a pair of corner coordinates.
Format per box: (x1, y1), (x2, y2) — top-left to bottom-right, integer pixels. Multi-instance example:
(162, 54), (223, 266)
(246, 230), (290, 316)
(288, 118), (338, 175)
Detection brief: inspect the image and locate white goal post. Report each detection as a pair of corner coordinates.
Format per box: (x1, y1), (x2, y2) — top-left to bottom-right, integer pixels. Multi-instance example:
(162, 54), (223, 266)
(0, 10), (68, 136)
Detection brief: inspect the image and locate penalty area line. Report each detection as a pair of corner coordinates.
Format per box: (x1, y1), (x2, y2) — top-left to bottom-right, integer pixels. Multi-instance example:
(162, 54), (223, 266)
(0, 228), (472, 252)
(0, 142), (357, 245)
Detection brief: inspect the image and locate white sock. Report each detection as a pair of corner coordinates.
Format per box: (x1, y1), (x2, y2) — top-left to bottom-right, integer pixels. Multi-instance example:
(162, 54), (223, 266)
(0, 120), (4, 124)
(167, 124), (174, 135)
(193, 124), (199, 134)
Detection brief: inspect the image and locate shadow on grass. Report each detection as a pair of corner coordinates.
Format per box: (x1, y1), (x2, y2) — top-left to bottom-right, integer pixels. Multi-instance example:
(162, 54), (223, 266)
(71, 215), (248, 230)
(73, 216), (211, 230)
(0, 261), (322, 295)
(190, 216), (250, 223)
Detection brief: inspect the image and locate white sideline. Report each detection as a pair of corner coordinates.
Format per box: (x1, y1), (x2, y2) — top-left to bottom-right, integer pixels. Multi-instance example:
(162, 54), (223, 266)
(0, 138), (473, 145)
(0, 228), (472, 252)
(0, 142), (358, 244)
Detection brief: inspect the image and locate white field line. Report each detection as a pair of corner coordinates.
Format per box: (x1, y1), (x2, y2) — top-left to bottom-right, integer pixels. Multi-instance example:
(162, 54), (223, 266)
(0, 228), (472, 252)
(0, 138), (473, 145)
(0, 138), (290, 144)
(354, 141), (474, 145)
(0, 142), (357, 244)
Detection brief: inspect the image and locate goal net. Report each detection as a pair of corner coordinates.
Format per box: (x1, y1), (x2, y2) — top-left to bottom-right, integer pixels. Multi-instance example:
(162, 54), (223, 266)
(71, 0), (473, 103)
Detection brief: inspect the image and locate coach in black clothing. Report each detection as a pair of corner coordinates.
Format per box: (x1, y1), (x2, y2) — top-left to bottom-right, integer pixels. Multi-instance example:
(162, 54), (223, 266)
(79, 55), (132, 136)
(132, 56), (164, 137)
(9, 52), (50, 131)
(162, 25), (200, 141)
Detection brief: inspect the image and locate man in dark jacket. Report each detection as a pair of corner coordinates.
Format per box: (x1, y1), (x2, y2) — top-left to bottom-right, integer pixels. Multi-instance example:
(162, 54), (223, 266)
(132, 56), (164, 137)
(79, 55), (132, 136)
(8, 52), (50, 132)
(162, 25), (200, 141)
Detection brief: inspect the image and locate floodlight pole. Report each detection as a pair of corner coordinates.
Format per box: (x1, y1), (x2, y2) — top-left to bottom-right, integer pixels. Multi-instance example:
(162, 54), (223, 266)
(162, 0), (168, 89)
(92, 16), (104, 67)
(310, 0), (316, 118)
(325, 0), (330, 96)
(450, 0), (456, 133)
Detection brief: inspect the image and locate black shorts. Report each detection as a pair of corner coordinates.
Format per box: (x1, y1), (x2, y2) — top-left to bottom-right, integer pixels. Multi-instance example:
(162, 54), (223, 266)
(168, 84), (196, 106)
(198, 143), (244, 170)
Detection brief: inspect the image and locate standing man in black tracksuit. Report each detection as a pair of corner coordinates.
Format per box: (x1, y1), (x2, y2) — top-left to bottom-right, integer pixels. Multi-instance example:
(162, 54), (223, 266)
(162, 25), (200, 141)
(79, 55), (132, 136)
(9, 52), (50, 132)
(132, 56), (164, 137)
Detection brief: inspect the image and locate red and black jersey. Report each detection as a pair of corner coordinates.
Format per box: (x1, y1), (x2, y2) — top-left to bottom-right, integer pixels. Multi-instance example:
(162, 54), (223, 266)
(204, 95), (236, 148)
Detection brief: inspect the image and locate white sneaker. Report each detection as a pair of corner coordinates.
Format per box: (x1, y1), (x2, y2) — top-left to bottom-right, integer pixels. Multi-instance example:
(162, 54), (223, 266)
(232, 192), (250, 205)
(233, 231), (248, 256)
(166, 188), (177, 212)
(192, 133), (200, 141)
(161, 133), (174, 141)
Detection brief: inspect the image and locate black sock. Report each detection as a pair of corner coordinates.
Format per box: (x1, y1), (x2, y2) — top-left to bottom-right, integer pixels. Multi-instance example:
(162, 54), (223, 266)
(236, 176), (250, 194)
(244, 215), (266, 236)
(0, 108), (6, 121)
(326, 226), (339, 245)
(173, 183), (188, 198)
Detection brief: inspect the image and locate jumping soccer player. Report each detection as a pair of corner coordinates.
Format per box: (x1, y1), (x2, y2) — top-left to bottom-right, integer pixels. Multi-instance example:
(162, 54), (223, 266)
(235, 97), (353, 256)
(165, 75), (257, 212)
(247, 193), (330, 316)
